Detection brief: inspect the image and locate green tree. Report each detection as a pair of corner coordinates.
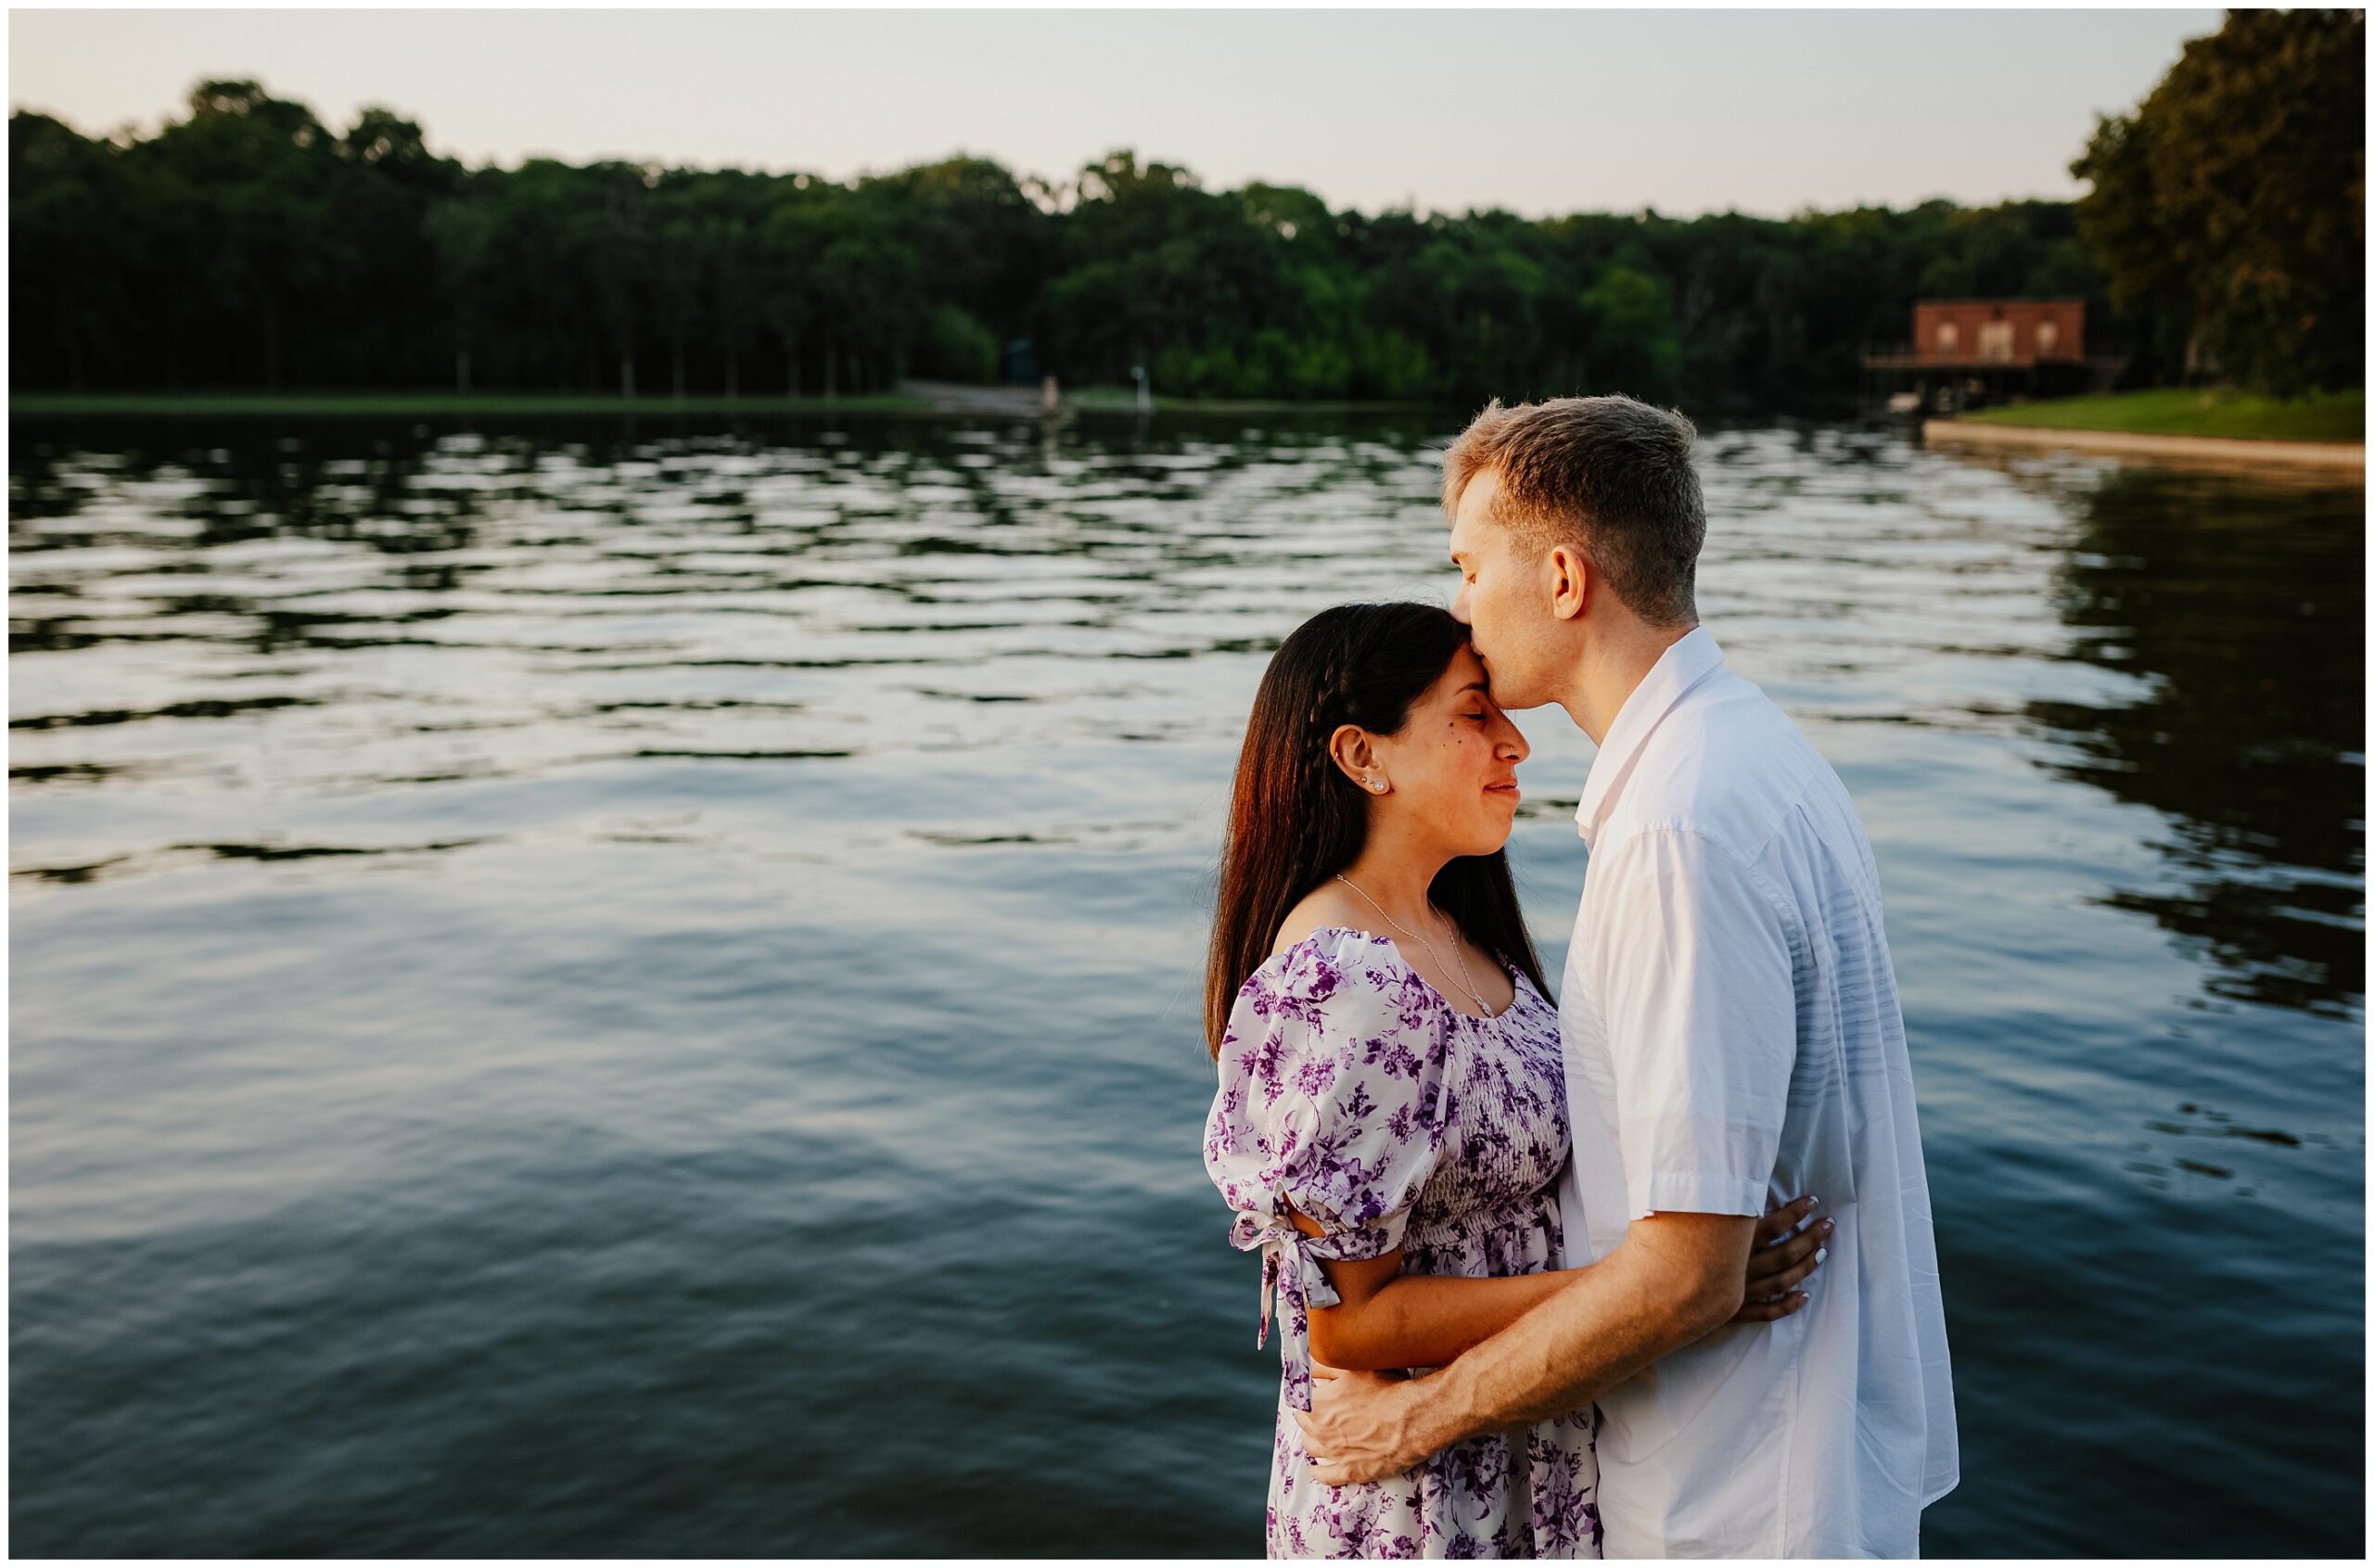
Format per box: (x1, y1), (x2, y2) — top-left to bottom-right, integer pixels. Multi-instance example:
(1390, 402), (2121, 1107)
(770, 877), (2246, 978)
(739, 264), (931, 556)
(2073, 8), (2364, 393)
(135, 79), (351, 389)
(868, 156), (1055, 344)
(573, 162), (654, 398)
(701, 190), (767, 399)
(651, 182), (708, 402)
(808, 200), (925, 392)
(424, 187), (501, 391)
(920, 303), (999, 385)
(759, 191), (824, 395)
(10, 112), (128, 389)
(1579, 263), (1683, 402)
(329, 107), (458, 388)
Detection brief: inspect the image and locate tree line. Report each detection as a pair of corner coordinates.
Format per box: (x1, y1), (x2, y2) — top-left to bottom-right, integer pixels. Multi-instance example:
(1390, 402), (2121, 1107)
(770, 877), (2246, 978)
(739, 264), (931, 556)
(9, 12), (2358, 408)
(2069, 6), (2361, 398)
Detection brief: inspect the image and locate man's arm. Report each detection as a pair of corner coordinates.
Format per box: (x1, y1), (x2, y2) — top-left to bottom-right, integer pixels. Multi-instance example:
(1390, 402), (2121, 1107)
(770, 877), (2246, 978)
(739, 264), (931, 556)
(1297, 826), (1802, 1483)
(1295, 1197), (1820, 1375)
(1293, 1209), (1755, 1481)
(1430, 1211), (1754, 1430)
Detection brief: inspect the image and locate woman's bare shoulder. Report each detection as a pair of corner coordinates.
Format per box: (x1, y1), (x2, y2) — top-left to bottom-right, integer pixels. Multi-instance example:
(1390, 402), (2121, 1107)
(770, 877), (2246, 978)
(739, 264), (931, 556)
(1270, 882), (1375, 957)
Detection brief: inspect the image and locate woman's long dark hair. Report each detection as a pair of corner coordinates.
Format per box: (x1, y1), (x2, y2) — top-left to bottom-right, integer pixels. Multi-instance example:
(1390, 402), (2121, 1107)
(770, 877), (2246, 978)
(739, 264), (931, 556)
(1204, 601), (1551, 1058)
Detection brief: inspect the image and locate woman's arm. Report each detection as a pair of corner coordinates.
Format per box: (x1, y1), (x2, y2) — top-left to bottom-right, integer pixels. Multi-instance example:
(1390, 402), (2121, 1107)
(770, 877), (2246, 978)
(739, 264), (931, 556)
(1296, 1194), (1829, 1373)
(1305, 1236), (1577, 1372)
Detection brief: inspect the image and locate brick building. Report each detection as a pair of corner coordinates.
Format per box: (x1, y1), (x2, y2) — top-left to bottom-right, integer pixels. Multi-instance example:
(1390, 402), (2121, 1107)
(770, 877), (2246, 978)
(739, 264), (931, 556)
(1914, 299), (2085, 364)
(1864, 298), (2124, 414)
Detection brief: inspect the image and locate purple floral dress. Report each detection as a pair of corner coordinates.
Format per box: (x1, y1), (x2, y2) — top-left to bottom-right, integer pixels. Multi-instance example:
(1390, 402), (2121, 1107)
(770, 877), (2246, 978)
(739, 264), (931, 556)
(1205, 925), (1602, 1559)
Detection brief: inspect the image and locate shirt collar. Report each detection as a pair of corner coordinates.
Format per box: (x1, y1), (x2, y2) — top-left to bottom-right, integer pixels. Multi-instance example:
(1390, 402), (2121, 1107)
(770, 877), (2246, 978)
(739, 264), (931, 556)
(1574, 625), (1728, 847)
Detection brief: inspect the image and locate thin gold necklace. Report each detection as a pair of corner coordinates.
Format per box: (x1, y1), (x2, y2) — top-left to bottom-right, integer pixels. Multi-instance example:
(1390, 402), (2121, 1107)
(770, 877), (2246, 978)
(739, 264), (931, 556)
(1334, 872), (1494, 1015)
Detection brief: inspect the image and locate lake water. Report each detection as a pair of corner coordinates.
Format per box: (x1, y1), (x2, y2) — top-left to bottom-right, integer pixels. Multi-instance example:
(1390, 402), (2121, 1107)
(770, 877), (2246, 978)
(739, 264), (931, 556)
(10, 411), (2362, 1556)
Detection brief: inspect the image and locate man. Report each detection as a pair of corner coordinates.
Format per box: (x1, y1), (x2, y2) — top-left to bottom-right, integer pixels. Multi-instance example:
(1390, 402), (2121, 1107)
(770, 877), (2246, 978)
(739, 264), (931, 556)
(1294, 396), (1959, 1557)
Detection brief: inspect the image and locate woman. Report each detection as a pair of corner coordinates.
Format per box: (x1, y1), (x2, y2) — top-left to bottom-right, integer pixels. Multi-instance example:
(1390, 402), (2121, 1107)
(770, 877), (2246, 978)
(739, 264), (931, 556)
(1202, 602), (1824, 1559)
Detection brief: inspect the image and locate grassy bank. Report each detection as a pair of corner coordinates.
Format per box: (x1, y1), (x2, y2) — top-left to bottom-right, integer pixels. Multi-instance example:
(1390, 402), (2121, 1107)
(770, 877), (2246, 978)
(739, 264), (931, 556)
(1063, 385), (1436, 414)
(12, 389), (1449, 419)
(9, 391), (926, 417)
(1960, 387), (2364, 443)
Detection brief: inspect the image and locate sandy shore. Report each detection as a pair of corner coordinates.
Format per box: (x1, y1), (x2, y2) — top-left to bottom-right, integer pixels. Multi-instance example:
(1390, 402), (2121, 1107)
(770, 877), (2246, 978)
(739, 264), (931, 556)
(1924, 418), (2366, 475)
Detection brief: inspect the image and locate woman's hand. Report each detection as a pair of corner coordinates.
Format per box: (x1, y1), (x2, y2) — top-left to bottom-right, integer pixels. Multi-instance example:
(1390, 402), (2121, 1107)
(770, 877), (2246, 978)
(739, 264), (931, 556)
(1733, 1194), (1832, 1323)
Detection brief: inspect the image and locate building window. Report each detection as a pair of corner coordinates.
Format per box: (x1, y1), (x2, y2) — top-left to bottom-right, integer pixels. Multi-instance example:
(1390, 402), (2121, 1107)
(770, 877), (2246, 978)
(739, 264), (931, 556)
(1977, 321), (2014, 362)
(2036, 320), (2060, 356)
(1936, 322), (1959, 352)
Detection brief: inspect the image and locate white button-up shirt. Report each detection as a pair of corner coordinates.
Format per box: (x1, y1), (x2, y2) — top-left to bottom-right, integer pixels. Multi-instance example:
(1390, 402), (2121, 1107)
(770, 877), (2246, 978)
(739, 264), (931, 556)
(1555, 626), (1959, 1558)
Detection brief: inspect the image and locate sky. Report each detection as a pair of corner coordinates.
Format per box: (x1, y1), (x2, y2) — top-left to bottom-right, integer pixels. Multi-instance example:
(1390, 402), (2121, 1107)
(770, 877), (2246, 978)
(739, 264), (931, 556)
(9, 7), (2222, 220)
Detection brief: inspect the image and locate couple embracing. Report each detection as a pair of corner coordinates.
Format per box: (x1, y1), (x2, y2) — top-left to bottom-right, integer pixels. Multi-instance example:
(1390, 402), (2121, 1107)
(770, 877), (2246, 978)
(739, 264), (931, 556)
(1202, 396), (1959, 1559)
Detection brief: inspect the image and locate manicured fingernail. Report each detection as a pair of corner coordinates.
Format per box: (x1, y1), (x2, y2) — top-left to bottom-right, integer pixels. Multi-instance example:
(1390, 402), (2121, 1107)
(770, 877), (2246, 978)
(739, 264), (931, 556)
(1815, 1247), (1828, 1264)
(1819, 1218), (1834, 1234)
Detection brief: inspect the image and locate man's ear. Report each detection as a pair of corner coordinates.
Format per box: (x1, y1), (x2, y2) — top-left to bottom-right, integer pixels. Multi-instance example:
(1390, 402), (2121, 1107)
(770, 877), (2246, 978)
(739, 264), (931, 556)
(1548, 544), (1590, 620)
(1328, 723), (1376, 785)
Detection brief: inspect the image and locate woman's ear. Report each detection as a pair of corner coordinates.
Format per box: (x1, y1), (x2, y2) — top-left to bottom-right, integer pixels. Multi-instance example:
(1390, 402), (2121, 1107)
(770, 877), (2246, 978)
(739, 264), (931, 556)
(1328, 723), (1378, 789)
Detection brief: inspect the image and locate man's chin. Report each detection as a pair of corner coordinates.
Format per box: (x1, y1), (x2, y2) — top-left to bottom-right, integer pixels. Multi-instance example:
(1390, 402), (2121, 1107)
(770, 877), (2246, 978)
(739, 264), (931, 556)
(1480, 669), (1545, 711)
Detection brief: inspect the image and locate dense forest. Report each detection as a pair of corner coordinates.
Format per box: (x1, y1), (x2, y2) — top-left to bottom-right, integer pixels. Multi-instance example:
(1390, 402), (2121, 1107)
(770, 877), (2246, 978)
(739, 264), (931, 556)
(9, 12), (2359, 409)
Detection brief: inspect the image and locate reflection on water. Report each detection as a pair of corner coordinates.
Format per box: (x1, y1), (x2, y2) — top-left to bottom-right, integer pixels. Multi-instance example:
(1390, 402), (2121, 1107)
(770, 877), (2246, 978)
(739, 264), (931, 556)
(9, 414), (2363, 1557)
(2029, 464), (2364, 1016)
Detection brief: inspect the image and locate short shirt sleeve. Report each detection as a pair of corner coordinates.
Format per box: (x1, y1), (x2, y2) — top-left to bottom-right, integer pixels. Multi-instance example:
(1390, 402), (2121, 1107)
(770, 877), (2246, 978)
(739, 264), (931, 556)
(1203, 928), (1444, 1409)
(1587, 826), (1798, 1221)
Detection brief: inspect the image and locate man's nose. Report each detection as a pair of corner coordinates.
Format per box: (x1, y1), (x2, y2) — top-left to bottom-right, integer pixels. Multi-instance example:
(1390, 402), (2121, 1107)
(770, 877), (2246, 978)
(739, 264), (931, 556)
(1449, 584), (1472, 624)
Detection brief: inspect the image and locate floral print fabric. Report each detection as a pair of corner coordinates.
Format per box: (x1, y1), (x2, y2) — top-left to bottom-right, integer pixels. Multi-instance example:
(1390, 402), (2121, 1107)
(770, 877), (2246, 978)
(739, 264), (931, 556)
(1206, 925), (1602, 1559)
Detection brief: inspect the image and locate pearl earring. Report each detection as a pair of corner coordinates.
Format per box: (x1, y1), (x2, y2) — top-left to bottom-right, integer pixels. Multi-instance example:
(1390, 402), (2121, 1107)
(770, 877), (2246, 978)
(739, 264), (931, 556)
(1370, 779), (1387, 793)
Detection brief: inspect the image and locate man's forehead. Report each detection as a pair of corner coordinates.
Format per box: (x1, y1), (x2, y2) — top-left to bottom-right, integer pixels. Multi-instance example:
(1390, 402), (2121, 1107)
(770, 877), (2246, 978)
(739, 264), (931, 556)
(1448, 510), (1488, 556)
(1454, 466), (1503, 514)
(1449, 468), (1504, 543)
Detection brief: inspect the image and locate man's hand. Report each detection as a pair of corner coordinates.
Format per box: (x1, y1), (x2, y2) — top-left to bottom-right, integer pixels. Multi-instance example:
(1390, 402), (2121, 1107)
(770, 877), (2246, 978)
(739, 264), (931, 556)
(1291, 1365), (1431, 1487)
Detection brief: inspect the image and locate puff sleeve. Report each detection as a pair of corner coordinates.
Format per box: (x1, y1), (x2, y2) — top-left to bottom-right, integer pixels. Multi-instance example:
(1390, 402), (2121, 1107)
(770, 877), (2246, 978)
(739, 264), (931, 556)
(1203, 928), (1447, 1410)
